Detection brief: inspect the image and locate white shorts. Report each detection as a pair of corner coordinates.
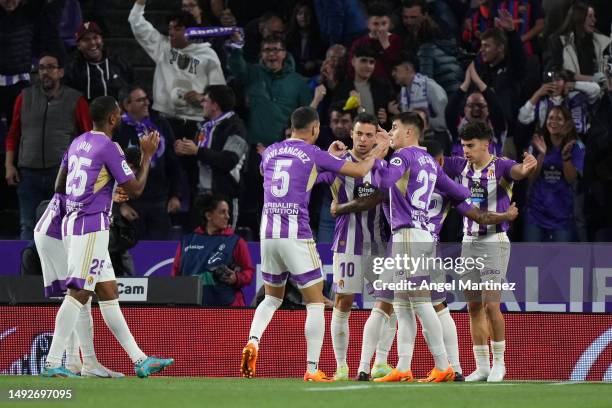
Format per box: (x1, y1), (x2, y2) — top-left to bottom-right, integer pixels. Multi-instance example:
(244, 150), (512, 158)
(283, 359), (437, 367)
(332, 252), (379, 295)
(260, 238), (323, 289)
(34, 232), (68, 298)
(391, 228), (435, 288)
(460, 232), (510, 287)
(63, 230), (115, 292)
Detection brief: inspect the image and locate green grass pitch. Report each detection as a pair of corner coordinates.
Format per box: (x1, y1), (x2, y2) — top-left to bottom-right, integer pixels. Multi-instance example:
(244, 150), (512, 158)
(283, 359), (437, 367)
(1, 377), (611, 408)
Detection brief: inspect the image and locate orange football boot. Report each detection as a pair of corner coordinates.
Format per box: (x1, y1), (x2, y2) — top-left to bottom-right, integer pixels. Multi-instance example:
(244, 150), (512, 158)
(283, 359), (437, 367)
(303, 370), (334, 382)
(418, 366), (454, 383)
(372, 368), (414, 382)
(240, 343), (258, 378)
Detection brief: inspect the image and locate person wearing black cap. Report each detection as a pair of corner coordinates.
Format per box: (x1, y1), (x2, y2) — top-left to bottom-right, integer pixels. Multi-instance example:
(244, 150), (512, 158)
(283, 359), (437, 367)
(64, 21), (134, 102)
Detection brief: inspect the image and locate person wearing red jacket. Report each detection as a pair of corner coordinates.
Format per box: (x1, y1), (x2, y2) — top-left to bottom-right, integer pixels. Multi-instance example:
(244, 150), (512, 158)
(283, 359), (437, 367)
(172, 194), (254, 307)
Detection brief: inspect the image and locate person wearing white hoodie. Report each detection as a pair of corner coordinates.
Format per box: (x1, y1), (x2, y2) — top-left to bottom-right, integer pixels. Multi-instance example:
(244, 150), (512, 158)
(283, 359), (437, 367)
(128, 0), (225, 137)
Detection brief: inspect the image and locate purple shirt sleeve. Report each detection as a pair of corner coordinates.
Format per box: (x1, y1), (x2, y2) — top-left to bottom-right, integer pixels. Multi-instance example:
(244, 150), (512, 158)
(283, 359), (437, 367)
(104, 142), (135, 185)
(454, 199), (475, 216)
(499, 157), (518, 181)
(373, 154), (408, 189)
(312, 148), (345, 173)
(443, 156), (467, 179)
(316, 171), (336, 185)
(61, 152), (68, 169)
(436, 164), (471, 202)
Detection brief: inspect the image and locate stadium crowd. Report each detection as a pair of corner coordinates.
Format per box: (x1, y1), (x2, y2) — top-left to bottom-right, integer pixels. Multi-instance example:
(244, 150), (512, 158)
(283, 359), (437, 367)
(2, 0), (612, 246)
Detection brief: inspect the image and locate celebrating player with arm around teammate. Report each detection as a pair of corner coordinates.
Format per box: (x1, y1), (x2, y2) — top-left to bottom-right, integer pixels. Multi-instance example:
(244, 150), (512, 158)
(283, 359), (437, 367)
(443, 121), (536, 383)
(41, 96), (174, 378)
(240, 107), (385, 382)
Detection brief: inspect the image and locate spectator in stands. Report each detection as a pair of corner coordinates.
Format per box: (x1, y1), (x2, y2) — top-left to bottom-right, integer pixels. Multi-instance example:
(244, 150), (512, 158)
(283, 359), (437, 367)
(313, 0), (368, 47)
(525, 106), (584, 242)
(64, 22), (134, 101)
(0, 0), (63, 130)
(547, 2), (611, 83)
(387, 54), (448, 133)
(174, 85), (248, 228)
(171, 194), (254, 307)
(4, 53), (91, 240)
(308, 44), (347, 126)
(462, 0), (545, 57)
(242, 12), (287, 64)
(228, 34), (313, 147)
(333, 44), (391, 124)
(113, 85), (182, 240)
(445, 62), (507, 156)
(518, 69), (601, 136)
(286, 0), (326, 77)
(347, 2), (403, 84)
(475, 10), (528, 124)
(129, 0), (226, 141)
(394, 0), (463, 95)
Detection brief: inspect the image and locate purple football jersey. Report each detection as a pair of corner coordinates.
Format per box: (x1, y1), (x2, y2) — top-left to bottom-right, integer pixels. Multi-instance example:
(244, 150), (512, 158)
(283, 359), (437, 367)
(428, 188), (473, 242)
(34, 193), (66, 240)
(444, 155), (516, 237)
(62, 131), (135, 236)
(318, 152), (388, 255)
(373, 146), (469, 234)
(260, 139), (344, 239)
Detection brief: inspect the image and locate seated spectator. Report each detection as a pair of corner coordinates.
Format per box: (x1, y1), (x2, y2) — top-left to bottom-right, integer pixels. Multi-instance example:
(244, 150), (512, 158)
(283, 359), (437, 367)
(462, 0), (545, 57)
(445, 62), (507, 156)
(171, 194), (254, 307)
(388, 54), (448, 133)
(395, 0), (463, 94)
(547, 2), (611, 83)
(525, 106), (585, 242)
(347, 2), (403, 84)
(128, 0), (226, 140)
(113, 85), (183, 240)
(518, 69), (601, 136)
(64, 22), (134, 101)
(5, 52), (91, 240)
(228, 34), (313, 147)
(286, 0), (326, 77)
(174, 85), (248, 228)
(313, 0), (368, 47)
(333, 44), (391, 123)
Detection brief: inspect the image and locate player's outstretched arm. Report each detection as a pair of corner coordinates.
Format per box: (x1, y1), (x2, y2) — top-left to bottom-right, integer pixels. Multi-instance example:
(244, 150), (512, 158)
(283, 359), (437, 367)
(338, 156), (376, 178)
(54, 166), (67, 194)
(332, 192), (386, 217)
(120, 131), (160, 199)
(510, 152), (537, 180)
(463, 202), (519, 225)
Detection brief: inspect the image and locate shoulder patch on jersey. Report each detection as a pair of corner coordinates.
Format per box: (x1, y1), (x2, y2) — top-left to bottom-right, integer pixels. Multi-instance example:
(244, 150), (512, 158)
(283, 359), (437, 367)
(121, 160), (133, 176)
(390, 157), (403, 166)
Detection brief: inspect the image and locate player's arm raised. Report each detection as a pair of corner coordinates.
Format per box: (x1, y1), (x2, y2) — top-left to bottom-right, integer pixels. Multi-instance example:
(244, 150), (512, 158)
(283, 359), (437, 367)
(463, 202), (519, 225)
(119, 130), (160, 199)
(332, 191), (386, 217)
(510, 152), (538, 180)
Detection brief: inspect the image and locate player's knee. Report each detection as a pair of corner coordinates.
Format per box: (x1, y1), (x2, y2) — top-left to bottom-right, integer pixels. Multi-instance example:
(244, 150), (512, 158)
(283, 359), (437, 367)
(468, 301), (484, 315)
(376, 300), (393, 315)
(334, 294), (354, 312)
(95, 282), (119, 301)
(263, 295), (283, 310)
(68, 288), (92, 305)
(484, 302), (501, 317)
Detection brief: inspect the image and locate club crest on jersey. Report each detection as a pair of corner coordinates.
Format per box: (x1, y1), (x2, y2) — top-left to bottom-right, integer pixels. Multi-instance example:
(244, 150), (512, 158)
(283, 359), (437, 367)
(86, 276), (94, 285)
(338, 280), (344, 289)
(390, 157), (403, 166)
(355, 182), (376, 198)
(486, 167), (496, 179)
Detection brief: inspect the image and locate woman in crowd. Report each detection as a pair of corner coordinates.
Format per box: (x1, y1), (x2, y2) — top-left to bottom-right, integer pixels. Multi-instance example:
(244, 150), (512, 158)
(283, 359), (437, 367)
(286, 0), (326, 77)
(172, 194), (254, 306)
(524, 106), (585, 242)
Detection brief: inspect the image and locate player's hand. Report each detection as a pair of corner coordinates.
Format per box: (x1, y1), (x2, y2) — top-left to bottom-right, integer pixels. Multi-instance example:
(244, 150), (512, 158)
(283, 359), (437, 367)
(376, 125), (390, 145)
(521, 152), (538, 174)
(120, 203), (139, 221)
(256, 143), (266, 156)
(167, 196), (181, 213)
(328, 140), (347, 157)
(505, 202), (519, 221)
(113, 187), (129, 203)
(140, 130), (160, 159)
(183, 90), (204, 106)
(174, 138), (199, 156)
(5, 163), (20, 185)
(531, 133), (547, 155)
(330, 200), (338, 218)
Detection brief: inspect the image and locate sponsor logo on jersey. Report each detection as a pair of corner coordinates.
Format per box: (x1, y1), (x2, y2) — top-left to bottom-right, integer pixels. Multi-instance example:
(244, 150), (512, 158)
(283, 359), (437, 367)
(121, 160), (133, 176)
(390, 157), (403, 166)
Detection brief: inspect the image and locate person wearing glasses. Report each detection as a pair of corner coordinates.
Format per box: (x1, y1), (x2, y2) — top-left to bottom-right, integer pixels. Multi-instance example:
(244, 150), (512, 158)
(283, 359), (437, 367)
(4, 52), (92, 240)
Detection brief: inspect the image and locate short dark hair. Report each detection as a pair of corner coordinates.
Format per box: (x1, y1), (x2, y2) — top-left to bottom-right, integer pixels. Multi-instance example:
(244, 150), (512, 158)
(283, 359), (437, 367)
(291, 106), (319, 131)
(394, 52), (420, 72)
(393, 111), (424, 134)
(353, 43), (378, 59)
(39, 51), (64, 68)
(89, 96), (120, 126)
(481, 27), (507, 48)
(353, 112), (378, 127)
(195, 193), (228, 227)
(261, 36), (286, 49)
(329, 100), (357, 119)
(367, 2), (390, 17)
(410, 108), (429, 126)
(204, 85), (236, 112)
(124, 147), (141, 169)
(460, 121), (492, 141)
(168, 11), (198, 28)
(402, 0), (427, 12)
(420, 139), (443, 157)
(117, 84), (148, 108)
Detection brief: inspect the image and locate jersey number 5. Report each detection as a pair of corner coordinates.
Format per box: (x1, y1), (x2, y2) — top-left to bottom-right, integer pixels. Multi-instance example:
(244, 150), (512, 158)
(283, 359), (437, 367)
(271, 159), (292, 198)
(66, 155), (92, 197)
